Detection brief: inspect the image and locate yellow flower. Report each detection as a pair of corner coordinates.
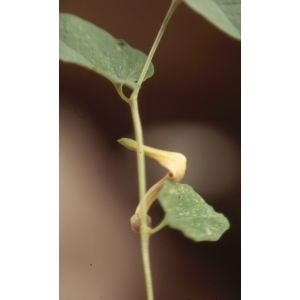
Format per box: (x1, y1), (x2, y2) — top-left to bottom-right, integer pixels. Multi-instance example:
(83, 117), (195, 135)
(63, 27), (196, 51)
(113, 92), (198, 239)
(118, 138), (187, 233)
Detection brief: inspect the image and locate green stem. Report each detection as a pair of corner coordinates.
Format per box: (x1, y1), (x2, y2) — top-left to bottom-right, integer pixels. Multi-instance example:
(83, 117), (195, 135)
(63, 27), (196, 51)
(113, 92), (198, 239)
(130, 99), (154, 300)
(115, 83), (130, 103)
(130, 0), (182, 101)
(128, 1), (182, 299)
(141, 233), (153, 299)
(129, 100), (147, 224)
(150, 218), (169, 235)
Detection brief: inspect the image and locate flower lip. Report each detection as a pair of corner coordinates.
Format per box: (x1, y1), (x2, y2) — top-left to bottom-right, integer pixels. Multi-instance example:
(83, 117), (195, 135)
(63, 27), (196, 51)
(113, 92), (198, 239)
(118, 138), (187, 181)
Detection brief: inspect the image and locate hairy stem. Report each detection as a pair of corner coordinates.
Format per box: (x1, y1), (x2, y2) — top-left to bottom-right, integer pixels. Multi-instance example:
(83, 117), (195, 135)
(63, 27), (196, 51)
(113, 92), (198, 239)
(128, 1), (182, 299)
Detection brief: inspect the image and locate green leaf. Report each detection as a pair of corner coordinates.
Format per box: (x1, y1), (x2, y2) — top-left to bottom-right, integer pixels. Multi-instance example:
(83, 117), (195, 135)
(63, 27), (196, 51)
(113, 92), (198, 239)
(158, 181), (230, 242)
(59, 13), (154, 90)
(183, 0), (241, 39)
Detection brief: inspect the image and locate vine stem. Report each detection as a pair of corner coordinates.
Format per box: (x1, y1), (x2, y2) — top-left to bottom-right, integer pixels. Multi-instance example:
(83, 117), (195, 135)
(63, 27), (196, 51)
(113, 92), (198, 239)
(128, 1), (182, 300)
(150, 218), (169, 235)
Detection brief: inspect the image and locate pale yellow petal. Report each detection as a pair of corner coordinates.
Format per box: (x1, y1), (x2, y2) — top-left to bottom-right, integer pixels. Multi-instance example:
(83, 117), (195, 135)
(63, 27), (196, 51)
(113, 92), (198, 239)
(118, 138), (186, 181)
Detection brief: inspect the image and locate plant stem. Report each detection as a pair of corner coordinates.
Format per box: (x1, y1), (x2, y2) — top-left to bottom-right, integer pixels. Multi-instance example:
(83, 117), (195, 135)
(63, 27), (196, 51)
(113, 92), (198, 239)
(128, 1), (182, 299)
(129, 99), (147, 227)
(137, 0), (182, 87)
(130, 0), (182, 101)
(150, 218), (169, 235)
(129, 99), (154, 299)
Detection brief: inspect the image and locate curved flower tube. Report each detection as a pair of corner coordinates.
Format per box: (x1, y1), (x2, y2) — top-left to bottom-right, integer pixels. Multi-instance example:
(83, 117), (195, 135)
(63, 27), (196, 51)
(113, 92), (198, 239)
(118, 138), (187, 233)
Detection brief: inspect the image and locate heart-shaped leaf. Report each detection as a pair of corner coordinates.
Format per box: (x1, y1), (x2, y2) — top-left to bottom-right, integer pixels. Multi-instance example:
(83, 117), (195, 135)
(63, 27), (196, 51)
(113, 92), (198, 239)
(158, 181), (230, 241)
(59, 13), (154, 90)
(183, 0), (241, 39)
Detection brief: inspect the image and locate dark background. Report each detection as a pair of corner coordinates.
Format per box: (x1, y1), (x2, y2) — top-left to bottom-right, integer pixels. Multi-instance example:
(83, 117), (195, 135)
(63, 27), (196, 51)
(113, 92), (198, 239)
(60, 1), (240, 299)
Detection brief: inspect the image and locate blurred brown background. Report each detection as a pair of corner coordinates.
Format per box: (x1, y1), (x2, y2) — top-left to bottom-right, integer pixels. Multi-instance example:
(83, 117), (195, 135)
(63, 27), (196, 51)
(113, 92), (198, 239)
(60, 0), (241, 299)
